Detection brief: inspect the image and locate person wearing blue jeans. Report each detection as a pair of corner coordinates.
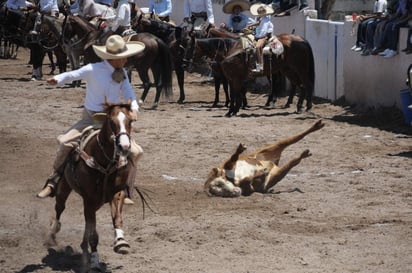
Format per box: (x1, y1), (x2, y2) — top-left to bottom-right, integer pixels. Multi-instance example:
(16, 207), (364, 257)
(379, 0), (411, 58)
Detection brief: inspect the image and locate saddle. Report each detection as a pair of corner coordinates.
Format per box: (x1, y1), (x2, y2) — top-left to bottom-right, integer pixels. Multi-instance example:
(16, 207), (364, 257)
(263, 35), (284, 56)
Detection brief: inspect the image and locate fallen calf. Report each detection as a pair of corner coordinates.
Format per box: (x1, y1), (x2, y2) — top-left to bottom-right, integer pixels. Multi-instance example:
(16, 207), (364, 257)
(204, 120), (325, 197)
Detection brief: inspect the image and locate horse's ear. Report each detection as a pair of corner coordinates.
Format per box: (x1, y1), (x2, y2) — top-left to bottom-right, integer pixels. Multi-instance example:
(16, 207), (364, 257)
(127, 98), (132, 106)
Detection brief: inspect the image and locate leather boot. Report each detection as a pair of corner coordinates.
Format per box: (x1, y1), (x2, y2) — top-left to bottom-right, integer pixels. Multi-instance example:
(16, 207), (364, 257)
(37, 172), (60, 198)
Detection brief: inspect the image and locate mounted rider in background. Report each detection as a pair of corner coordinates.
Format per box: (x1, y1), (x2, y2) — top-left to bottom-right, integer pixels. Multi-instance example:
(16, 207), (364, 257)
(4, 0), (35, 33)
(29, 0), (60, 35)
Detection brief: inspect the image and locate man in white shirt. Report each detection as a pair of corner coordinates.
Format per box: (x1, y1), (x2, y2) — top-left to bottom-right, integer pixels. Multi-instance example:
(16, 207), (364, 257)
(37, 35), (145, 201)
(101, 0), (132, 35)
(184, 0), (215, 28)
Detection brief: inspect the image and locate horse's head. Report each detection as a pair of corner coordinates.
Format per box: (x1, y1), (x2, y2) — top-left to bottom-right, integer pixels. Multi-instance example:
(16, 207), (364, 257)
(100, 99), (134, 157)
(181, 27), (199, 72)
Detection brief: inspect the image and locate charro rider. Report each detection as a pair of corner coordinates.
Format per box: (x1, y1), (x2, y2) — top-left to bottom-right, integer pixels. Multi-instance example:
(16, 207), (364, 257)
(149, 0), (173, 23)
(183, 0), (215, 30)
(249, 2), (274, 72)
(220, 0), (254, 33)
(5, 0), (36, 32)
(37, 35), (145, 205)
(29, 0), (59, 35)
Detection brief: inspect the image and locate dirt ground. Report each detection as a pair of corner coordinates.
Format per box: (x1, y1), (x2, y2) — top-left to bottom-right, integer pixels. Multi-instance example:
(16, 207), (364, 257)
(0, 48), (411, 273)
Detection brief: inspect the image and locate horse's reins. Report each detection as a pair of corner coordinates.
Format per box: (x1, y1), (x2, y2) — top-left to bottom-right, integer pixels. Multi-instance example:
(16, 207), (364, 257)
(80, 117), (131, 176)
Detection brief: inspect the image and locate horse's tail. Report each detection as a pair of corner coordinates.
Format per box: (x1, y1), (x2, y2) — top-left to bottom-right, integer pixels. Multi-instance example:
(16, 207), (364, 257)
(153, 36), (173, 99)
(305, 39), (315, 93)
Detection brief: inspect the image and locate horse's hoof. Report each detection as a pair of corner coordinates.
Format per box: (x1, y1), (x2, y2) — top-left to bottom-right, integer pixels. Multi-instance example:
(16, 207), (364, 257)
(113, 238), (130, 254)
(177, 99), (185, 104)
(151, 103), (158, 109)
(283, 103), (291, 109)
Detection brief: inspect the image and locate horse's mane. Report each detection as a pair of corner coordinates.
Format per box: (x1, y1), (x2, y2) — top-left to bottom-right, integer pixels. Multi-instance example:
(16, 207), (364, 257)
(136, 17), (179, 42)
(42, 15), (63, 36)
(70, 15), (97, 31)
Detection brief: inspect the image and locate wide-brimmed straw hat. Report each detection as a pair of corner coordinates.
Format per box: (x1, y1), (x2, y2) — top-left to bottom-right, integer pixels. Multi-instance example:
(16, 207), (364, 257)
(93, 35), (145, 60)
(250, 3), (274, 17)
(222, 0), (250, 14)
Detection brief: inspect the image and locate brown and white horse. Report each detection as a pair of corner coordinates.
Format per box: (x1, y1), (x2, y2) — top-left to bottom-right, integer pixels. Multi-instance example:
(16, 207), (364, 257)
(48, 100), (145, 271)
(204, 120), (324, 197)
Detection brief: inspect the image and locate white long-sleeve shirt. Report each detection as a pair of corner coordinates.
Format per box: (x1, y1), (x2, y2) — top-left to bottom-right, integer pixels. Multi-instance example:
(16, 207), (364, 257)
(111, 0), (131, 31)
(184, 0), (214, 24)
(54, 61), (139, 112)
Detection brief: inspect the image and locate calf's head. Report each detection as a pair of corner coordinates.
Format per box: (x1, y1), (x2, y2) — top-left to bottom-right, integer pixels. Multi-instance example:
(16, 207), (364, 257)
(204, 168), (242, 197)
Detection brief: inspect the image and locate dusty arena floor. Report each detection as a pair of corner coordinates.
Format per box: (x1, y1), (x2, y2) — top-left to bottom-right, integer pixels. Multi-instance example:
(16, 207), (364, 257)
(0, 48), (411, 273)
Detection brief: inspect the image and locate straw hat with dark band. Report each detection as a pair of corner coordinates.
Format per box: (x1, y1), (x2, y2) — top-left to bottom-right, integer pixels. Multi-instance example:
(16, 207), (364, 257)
(222, 0), (250, 14)
(250, 3), (274, 17)
(93, 35), (145, 60)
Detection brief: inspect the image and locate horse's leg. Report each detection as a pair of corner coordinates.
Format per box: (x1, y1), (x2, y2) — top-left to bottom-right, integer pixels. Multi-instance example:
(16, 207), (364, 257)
(284, 84), (297, 109)
(296, 89), (305, 114)
(48, 177), (72, 246)
(30, 44), (43, 80)
(226, 82), (236, 117)
(151, 66), (162, 109)
(241, 86), (248, 109)
(175, 67), (185, 104)
(266, 74), (274, 107)
(213, 73), (221, 107)
(305, 83), (314, 112)
(111, 190), (130, 253)
(137, 68), (152, 107)
(47, 51), (56, 75)
(222, 75), (230, 107)
(82, 205), (100, 271)
(11, 43), (18, 59)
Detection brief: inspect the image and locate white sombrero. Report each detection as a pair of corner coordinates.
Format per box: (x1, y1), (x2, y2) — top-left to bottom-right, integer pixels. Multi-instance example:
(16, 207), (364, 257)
(250, 3), (274, 17)
(222, 0), (250, 14)
(93, 35), (145, 60)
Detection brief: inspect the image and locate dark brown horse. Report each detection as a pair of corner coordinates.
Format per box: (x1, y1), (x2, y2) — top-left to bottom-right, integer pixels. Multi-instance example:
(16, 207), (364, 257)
(62, 15), (173, 107)
(184, 36), (248, 108)
(48, 100), (144, 271)
(220, 33), (315, 116)
(132, 15), (192, 105)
